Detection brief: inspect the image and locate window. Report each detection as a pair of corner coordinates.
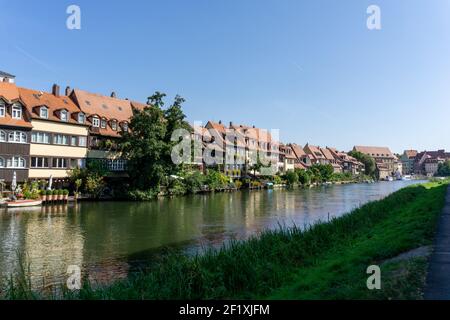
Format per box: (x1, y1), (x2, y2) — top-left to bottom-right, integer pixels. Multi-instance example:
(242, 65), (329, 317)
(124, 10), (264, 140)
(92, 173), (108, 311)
(71, 136), (77, 146)
(0, 102), (5, 117)
(78, 136), (87, 147)
(54, 134), (68, 145)
(0, 157), (4, 168)
(78, 113), (85, 124)
(0, 130), (5, 142)
(52, 158), (67, 168)
(111, 120), (117, 131)
(12, 104), (22, 119)
(60, 110), (68, 122)
(8, 131), (27, 143)
(70, 158), (86, 169)
(7, 157), (25, 168)
(31, 132), (50, 144)
(31, 157), (49, 168)
(92, 116), (100, 127)
(101, 118), (107, 129)
(122, 122), (128, 132)
(40, 107), (48, 119)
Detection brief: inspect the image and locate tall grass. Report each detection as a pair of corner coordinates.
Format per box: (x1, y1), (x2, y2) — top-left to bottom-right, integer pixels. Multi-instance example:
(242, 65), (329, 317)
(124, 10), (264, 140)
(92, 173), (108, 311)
(2, 181), (448, 300)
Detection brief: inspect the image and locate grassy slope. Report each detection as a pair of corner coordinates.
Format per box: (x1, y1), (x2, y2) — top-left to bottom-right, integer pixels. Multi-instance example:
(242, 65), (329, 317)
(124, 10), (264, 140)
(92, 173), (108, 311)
(3, 181), (448, 300)
(270, 182), (446, 299)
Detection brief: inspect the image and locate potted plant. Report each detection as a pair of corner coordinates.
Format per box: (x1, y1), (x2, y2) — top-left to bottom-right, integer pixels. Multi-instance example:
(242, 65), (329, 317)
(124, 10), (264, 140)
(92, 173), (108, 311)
(40, 190), (47, 202)
(63, 189), (69, 201)
(57, 189), (63, 201)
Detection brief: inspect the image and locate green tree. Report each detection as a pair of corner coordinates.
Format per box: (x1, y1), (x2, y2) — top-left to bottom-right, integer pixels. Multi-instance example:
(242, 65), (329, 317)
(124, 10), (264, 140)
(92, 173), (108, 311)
(348, 150), (376, 177)
(437, 160), (450, 177)
(284, 170), (299, 186)
(296, 169), (311, 185)
(121, 92), (191, 190)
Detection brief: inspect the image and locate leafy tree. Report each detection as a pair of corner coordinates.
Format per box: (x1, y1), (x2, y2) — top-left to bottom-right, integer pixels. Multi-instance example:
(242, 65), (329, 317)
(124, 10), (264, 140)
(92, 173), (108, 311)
(348, 150), (376, 177)
(121, 92), (191, 190)
(437, 160), (450, 177)
(284, 170), (299, 186)
(296, 169), (311, 185)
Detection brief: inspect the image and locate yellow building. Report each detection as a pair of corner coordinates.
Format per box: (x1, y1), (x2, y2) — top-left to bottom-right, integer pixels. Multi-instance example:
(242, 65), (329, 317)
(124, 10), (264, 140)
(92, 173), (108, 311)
(19, 85), (89, 180)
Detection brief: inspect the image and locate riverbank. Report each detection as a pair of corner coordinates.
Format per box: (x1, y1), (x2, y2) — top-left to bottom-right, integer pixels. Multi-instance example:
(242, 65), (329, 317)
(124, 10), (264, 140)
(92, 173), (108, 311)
(2, 180), (448, 300)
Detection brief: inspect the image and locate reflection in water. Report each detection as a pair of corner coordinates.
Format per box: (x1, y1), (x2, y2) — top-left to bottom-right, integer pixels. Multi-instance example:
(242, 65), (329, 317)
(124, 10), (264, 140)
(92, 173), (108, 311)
(0, 180), (423, 289)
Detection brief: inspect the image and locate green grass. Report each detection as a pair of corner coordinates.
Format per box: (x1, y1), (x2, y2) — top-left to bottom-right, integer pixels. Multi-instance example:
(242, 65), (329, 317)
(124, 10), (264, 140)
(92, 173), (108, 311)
(2, 181), (448, 300)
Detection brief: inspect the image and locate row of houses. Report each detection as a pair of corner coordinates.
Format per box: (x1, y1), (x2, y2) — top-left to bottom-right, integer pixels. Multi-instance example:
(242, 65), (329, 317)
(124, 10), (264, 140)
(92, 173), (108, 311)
(0, 71), (145, 185)
(192, 120), (365, 177)
(4, 70), (441, 185)
(400, 149), (450, 177)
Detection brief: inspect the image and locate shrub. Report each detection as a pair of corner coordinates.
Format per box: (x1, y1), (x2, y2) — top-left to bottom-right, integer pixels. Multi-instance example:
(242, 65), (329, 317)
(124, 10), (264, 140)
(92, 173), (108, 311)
(183, 171), (205, 194)
(127, 189), (158, 201)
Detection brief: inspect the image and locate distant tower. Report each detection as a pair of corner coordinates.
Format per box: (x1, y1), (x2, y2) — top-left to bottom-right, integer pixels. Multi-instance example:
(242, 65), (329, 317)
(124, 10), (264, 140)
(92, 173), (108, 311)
(0, 71), (16, 84)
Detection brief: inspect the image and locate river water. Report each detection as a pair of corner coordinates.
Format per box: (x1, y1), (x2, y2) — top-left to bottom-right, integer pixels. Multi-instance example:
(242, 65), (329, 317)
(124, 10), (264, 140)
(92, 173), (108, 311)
(0, 180), (424, 289)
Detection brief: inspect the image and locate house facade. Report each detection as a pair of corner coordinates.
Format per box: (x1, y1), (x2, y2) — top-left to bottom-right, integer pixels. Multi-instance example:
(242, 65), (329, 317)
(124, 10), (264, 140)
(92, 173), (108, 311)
(400, 150), (418, 175)
(414, 150), (450, 176)
(69, 89), (135, 174)
(353, 146), (396, 180)
(0, 82), (32, 183)
(19, 85), (89, 181)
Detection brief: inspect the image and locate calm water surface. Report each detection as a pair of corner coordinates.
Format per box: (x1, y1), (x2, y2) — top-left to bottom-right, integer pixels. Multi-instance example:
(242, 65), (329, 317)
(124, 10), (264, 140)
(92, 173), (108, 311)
(0, 180), (424, 288)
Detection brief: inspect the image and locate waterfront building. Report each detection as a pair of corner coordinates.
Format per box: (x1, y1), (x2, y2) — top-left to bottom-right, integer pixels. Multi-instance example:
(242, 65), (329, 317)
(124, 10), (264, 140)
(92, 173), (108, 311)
(18, 85), (89, 182)
(327, 147), (363, 175)
(353, 146), (396, 180)
(69, 89), (135, 174)
(278, 143), (295, 173)
(304, 143), (329, 165)
(414, 150), (450, 176)
(400, 150), (418, 175)
(320, 147), (342, 173)
(0, 82), (32, 184)
(288, 143), (311, 170)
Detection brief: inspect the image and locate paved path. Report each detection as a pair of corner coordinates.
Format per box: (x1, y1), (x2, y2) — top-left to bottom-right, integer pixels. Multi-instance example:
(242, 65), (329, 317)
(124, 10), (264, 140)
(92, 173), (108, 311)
(424, 185), (450, 299)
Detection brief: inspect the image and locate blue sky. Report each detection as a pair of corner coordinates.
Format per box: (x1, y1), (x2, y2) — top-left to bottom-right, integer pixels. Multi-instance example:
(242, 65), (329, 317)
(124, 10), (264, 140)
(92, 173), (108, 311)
(1, 0), (449, 153)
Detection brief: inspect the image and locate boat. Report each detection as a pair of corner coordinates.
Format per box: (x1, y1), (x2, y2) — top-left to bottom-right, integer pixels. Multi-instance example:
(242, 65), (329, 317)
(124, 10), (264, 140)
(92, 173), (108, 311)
(387, 176), (394, 182)
(402, 175), (412, 181)
(4, 199), (43, 208)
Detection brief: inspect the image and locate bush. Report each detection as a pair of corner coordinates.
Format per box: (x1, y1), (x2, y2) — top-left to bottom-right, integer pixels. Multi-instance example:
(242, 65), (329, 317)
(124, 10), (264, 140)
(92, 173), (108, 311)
(284, 170), (299, 186)
(127, 189), (158, 201)
(206, 170), (228, 191)
(183, 171), (205, 194)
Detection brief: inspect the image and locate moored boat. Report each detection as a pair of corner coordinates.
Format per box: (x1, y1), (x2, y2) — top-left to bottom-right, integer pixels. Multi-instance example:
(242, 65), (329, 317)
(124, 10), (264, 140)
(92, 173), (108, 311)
(4, 200), (43, 208)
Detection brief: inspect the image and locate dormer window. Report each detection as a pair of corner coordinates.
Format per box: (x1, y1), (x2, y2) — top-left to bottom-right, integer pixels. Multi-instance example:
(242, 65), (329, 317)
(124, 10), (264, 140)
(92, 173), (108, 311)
(92, 116), (100, 127)
(122, 122), (128, 132)
(12, 104), (22, 119)
(0, 102), (5, 117)
(40, 106), (48, 119)
(60, 110), (68, 122)
(111, 120), (117, 131)
(101, 118), (107, 129)
(78, 112), (85, 124)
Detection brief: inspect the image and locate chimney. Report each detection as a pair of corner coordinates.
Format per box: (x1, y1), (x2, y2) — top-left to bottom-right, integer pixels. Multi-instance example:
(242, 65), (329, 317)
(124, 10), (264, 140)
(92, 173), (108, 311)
(253, 125), (255, 128)
(229, 121), (233, 127)
(65, 86), (71, 96)
(111, 92), (117, 98)
(52, 84), (60, 97)
(218, 120), (222, 125)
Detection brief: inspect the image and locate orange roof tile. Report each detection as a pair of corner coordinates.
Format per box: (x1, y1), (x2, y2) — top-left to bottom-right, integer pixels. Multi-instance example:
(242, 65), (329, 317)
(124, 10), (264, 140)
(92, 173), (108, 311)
(18, 87), (84, 125)
(0, 82), (20, 102)
(71, 89), (134, 122)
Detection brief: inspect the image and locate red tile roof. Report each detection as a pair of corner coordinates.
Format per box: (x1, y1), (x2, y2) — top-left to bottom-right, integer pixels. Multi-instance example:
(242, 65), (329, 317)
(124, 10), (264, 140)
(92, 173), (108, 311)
(354, 146), (394, 158)
(18, 87), (85, 125)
